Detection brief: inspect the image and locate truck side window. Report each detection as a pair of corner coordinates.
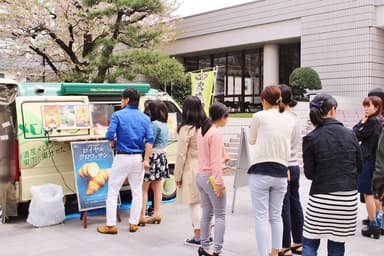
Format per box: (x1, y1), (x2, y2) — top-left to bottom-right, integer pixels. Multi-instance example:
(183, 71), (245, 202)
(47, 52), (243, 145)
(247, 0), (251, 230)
(90, 103), (117, 135)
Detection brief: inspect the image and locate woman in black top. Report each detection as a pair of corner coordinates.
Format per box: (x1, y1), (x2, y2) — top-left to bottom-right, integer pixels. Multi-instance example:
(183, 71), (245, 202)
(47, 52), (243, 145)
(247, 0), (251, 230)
(302, 94), (363, 256)
(352, 96), (383, 238)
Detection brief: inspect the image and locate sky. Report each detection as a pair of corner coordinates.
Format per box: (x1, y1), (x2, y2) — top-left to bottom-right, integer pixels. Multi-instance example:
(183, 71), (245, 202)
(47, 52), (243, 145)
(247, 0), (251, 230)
(173, 0), (254, 17)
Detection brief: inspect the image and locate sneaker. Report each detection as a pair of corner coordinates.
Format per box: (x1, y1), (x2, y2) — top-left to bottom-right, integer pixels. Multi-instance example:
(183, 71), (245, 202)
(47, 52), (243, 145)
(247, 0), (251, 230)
(184, 237), (213, 247)
(97, 225), (118, 234)
(184, 237), (201, 247)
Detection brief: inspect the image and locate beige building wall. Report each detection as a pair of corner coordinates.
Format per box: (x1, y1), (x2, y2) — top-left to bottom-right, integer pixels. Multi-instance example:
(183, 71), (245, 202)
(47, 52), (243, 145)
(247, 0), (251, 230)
(167, 0), (384, 97)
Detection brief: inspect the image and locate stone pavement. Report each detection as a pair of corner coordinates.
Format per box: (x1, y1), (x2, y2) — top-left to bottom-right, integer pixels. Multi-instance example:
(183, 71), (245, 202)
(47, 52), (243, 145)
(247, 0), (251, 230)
(1, 173), (383, 256)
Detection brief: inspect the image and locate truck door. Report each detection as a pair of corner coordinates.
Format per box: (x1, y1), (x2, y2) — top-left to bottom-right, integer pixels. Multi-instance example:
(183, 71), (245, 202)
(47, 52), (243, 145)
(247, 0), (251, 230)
(0, 81), (18, 221)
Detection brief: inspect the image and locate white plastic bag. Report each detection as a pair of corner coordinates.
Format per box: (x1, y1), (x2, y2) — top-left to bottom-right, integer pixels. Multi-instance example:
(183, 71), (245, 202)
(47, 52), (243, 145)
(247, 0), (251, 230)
(27, 184), (65, 227)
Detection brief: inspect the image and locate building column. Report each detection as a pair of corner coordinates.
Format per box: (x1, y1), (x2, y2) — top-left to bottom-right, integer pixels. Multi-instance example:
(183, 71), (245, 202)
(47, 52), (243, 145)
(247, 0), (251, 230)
(263, 44), (279, 86)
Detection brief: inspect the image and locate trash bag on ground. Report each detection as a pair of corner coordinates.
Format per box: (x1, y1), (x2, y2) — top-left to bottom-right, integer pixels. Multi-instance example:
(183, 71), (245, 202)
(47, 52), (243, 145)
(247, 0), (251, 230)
(27, 184), (65, 227)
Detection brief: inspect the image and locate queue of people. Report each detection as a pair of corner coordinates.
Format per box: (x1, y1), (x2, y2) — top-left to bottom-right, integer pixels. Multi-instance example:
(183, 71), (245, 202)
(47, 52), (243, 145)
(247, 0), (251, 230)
(96, 86), (384, 256)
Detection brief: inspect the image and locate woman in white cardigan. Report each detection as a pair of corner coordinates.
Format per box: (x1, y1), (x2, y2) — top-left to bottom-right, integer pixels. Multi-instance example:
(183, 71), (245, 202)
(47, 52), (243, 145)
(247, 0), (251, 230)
(248, 85), (296, 256)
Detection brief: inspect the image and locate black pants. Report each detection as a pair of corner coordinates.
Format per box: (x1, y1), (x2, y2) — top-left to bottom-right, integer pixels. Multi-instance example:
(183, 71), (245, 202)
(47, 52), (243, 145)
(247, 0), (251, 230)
(281, 165), (304, 248)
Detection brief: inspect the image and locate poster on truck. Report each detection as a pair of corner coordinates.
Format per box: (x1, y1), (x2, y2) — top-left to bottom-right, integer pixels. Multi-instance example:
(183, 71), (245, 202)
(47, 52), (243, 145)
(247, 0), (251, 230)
(71, 140), (114, 211)
(42, 103), (91, 130)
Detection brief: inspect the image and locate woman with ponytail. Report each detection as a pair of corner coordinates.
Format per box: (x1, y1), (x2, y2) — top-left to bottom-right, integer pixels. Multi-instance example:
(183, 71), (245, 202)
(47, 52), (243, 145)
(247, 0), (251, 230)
(302, 94), (363, 256)
(196, 102), (229, 256)
(247, 85), (296, 256)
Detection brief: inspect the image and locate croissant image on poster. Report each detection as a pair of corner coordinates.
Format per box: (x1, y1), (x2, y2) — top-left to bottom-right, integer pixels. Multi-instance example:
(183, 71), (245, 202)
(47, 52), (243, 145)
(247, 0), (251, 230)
(71, 141), (114, 211)
(78, 162), (111, 195)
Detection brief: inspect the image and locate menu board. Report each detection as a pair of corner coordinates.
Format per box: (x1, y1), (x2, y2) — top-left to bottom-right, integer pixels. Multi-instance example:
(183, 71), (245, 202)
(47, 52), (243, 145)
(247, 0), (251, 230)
(42, 103), (91, 130)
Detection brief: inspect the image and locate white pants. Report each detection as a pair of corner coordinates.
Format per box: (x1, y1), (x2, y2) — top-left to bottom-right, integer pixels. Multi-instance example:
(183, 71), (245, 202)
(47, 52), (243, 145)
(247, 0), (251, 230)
(106, 154), (144, 226)
(189, 202), (201, 229)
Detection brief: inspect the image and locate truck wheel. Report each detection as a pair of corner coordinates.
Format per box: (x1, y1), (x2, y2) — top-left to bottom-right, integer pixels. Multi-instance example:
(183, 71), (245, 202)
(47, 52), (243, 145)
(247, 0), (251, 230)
(162, 174), (176, 200)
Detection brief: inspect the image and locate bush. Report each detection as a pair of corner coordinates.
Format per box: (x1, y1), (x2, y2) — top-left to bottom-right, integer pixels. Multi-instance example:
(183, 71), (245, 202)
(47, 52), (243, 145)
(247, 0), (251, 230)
(170, 75), (191, 105)
(289, 67), (322, 100)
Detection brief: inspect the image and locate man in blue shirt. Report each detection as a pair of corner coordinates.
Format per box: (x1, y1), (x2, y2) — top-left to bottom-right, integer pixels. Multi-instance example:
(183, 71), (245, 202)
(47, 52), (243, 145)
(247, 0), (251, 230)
(97, 88), (154, 234)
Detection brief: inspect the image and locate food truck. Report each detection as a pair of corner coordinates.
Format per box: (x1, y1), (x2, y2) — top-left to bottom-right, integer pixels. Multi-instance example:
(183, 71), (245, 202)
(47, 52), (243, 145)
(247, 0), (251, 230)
(0, 80), (181, 222)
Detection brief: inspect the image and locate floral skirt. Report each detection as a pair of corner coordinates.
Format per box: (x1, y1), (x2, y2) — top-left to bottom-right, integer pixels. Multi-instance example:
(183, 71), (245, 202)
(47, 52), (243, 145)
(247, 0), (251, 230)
(144, 152), (169, 182)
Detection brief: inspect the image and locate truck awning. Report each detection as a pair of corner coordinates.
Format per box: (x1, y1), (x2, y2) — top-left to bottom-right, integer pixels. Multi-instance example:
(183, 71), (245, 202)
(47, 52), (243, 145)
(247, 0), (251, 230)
(60, 83), (150, 95)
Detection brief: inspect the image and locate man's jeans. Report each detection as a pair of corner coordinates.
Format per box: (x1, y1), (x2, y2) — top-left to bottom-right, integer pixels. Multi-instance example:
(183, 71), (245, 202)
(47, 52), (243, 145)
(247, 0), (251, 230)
(302, 237), (345, 256)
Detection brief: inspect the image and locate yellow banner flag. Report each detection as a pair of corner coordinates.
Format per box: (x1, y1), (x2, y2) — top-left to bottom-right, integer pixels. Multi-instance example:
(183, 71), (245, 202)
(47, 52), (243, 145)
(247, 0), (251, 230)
(191, 71), (215, 114)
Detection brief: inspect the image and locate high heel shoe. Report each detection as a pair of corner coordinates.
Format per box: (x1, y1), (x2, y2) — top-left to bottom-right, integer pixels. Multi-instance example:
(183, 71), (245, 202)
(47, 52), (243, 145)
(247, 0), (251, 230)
(138, 217), (146, 227)
(146, 215), (161, 224)
(198, 247), (212, 256)
(361, 224), (380, 239)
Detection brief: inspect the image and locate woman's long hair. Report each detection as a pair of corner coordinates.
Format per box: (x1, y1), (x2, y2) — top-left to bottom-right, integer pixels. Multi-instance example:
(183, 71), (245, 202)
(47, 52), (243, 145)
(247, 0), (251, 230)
(177, 96), (207, 133)
(144, 100), (168, 123)
(201, 102), (229, 136)
(309, 94), (338, 127)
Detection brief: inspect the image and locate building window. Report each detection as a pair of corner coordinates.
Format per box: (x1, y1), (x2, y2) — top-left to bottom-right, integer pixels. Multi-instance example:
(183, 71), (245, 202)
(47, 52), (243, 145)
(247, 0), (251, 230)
(226, 51), (243, 111)
(213, 54), (226, 102)
(182, 47), (264, 112)
(244, 49), (262, 111)
(279, 42), (301, 85)
(184, 57), (198, 72)
(198, 55), (212, 70)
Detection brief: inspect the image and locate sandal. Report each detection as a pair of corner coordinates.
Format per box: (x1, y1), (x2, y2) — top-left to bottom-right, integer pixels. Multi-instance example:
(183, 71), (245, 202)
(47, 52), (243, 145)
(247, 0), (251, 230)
(278, 248), (292, 256)
(291, 245), (302, 255)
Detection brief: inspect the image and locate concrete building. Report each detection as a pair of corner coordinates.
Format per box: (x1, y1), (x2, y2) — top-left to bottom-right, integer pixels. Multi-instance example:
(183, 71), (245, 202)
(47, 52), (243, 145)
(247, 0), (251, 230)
(166, 0), (384, 111)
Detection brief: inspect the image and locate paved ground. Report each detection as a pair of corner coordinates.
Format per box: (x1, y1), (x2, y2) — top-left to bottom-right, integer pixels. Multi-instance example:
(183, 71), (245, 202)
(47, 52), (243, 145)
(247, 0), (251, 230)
(1, 173), (383, 256)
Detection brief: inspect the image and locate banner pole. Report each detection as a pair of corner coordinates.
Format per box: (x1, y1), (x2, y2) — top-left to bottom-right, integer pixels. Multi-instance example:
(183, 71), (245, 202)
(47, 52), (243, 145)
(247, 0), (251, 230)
(211, 66), (218, 106)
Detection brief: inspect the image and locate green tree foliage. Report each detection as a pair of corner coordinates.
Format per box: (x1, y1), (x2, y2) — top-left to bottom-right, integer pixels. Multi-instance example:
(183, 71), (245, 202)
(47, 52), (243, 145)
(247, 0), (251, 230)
(170, 74), (191, 105)
(0, 0), (185, 85)
(289, 67), (322, 100)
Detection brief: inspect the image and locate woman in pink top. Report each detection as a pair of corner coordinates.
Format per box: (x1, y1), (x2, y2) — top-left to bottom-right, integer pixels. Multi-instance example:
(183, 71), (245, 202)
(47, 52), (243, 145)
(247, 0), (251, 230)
(196, 102), (229, 256)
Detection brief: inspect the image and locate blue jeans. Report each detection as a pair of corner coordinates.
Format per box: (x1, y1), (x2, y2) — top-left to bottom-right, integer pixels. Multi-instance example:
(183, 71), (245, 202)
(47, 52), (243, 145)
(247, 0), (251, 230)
(249, 174), (287, 256)
(302, 237), (345, 256)
(282, 165), (304, 248)
(382, 211), (384, 230)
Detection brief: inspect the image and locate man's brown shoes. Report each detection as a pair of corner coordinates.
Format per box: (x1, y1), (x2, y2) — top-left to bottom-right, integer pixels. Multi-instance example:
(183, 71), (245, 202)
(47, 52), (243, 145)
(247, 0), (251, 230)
(96, 224), (138, 233)
(97, 225), (118, 234)
(129, 224), (138, 233)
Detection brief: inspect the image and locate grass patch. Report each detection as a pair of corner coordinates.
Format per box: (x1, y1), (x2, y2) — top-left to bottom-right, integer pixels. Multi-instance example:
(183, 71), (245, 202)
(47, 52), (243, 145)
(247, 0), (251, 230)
(228, 112), (253, 118)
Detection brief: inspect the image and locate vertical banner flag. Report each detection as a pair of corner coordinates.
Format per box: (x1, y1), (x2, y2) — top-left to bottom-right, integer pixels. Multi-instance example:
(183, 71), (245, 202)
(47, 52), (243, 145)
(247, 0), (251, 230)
(191, 70), (215, 114)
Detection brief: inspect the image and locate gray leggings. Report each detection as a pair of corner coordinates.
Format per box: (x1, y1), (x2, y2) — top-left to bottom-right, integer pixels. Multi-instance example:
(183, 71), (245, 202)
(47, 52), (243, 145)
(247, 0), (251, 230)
(196, 173), (226, 253)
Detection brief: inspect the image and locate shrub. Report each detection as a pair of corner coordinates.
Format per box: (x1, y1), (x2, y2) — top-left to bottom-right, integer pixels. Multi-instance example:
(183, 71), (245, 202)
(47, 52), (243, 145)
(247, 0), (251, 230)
(289, 67), (322, 100)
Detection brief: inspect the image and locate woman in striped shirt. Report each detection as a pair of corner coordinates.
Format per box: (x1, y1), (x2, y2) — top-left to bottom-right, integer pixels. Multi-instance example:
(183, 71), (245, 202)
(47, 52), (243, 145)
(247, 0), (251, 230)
(302, 94), (363, 256)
